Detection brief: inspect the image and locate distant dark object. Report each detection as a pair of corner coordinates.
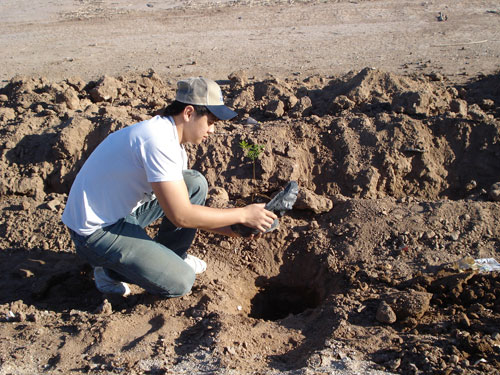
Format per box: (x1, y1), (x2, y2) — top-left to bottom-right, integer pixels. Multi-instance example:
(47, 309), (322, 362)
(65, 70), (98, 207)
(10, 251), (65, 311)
(437, 12), (448, 21)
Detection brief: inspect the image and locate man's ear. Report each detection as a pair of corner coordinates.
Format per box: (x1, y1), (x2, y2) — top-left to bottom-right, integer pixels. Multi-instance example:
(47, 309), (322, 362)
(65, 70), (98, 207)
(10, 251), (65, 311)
(183, 105), (195, 121)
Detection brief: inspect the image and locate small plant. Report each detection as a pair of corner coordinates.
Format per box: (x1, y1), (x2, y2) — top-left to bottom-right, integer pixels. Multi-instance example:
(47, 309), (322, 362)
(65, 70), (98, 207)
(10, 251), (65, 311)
(239, 140), (264, 182)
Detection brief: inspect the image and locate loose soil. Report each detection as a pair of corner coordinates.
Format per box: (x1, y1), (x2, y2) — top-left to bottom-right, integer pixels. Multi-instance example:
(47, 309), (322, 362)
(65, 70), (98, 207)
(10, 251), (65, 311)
(1, 1), (499, 374)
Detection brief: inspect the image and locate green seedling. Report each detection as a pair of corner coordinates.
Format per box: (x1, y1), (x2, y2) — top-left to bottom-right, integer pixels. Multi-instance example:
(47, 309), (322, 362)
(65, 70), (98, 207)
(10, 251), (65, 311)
(239, 140), (264, 182)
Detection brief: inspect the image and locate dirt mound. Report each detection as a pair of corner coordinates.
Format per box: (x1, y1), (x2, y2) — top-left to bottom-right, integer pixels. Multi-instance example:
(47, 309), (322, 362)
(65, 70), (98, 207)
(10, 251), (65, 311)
(0, 69), (499, 374)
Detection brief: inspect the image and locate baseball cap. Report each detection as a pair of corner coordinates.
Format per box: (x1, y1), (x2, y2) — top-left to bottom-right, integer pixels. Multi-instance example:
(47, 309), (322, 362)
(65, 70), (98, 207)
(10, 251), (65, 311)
(176, 77), (237, 121)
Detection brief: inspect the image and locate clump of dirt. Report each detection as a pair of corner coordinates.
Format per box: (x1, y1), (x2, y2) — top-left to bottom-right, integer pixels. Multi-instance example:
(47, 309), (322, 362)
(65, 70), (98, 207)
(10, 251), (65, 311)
(0, 68), (499, 374)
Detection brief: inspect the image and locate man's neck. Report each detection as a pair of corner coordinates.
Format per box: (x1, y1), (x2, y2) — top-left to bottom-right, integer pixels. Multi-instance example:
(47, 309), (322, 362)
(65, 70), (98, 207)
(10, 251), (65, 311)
(172, 113), (185, 144)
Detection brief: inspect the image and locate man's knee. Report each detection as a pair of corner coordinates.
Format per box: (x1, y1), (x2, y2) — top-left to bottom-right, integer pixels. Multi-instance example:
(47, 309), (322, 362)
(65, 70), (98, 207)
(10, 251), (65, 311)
(160, 269), (196, 297)
(183, 169), (208, 205)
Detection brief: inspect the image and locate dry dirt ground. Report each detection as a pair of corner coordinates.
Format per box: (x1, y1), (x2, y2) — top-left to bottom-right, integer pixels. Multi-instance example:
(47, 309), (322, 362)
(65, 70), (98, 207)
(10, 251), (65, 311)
(1, 1), (500, 374)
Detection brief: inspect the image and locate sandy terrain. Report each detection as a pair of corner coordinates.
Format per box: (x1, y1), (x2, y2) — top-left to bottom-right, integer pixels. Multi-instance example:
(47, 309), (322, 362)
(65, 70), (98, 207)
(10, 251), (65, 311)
(1, 0), (500, 83)
(0, 0), (499, 374)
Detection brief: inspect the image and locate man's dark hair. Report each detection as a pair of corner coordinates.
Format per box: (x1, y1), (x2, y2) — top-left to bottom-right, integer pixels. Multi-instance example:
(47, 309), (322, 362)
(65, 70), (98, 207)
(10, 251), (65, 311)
(162, 100), (210, 117)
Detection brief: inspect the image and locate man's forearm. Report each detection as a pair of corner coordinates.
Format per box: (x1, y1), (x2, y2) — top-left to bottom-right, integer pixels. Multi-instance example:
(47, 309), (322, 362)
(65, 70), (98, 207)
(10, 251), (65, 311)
(204, 225), (239, 237)
(177, 205), (245, 230)
(152, 180), (245, 229)
(151, 180), (276, 232)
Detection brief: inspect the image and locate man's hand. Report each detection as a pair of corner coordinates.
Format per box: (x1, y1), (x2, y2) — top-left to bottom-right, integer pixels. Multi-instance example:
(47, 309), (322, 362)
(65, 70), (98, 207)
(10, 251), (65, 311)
(241, 203), (277, 233)
(230, 181), (299, 237)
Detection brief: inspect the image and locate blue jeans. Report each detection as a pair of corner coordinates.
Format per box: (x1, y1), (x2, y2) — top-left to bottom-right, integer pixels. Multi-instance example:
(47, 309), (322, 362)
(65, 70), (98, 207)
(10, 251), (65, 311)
(69, 170), (208, 297)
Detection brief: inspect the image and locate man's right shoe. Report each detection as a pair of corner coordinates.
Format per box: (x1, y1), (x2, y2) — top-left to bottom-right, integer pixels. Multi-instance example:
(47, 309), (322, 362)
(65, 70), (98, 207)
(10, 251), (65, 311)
(93, 266), (131, 296)
(184, 254), (207, 274)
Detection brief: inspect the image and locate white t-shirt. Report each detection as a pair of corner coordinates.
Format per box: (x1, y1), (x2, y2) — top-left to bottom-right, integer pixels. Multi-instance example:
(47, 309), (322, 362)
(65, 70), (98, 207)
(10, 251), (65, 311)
(62, 115), (187, 236)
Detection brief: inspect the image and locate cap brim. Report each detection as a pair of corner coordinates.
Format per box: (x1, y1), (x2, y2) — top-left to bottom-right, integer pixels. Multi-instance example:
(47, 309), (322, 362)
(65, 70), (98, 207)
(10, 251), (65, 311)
(207, 105), (237, 121)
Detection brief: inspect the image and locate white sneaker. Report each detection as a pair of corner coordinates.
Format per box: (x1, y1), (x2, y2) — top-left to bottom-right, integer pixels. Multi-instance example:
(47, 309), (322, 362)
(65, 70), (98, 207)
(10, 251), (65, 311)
(93, 267), (131, 296)
(184, 254), (207, 274)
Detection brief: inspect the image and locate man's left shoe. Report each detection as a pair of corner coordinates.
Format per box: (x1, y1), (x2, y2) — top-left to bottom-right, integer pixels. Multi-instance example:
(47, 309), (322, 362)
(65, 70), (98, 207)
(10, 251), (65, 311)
(184, 254), (207, 274)
(93, 266), (131, 296)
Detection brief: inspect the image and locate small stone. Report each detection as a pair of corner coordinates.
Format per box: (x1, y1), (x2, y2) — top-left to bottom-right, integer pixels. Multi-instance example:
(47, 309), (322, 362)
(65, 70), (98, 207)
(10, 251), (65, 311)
(4, 140), (16, 149)
(285, 94), (298, 109)
(329, 95), (355, 114)
(427, 72), (443, 81)
(408, 363), (420, 375)
(66, 76), (86, 92)
(473, 358), (487, 366)
(27, 313), (38, 322)
(376, 301), (397, 324)
(17, 268), (34, 278)
(0, 107), (16, 121)
(245, 116), (259, 125)
(294, 188), (333, 214)
(94, 299), (112, 315)
(206, 187), (229, 208)
(56, 89), (80, 110)
(228, 70), (248, 88)
(69, 309), (81, 316)
(21, 200), (31, 210)
(392, 91), (431, 116)
(307, 352), (322, 367)
(309, 220), (320, 230)
(46, 198), (62, 211)
(468, 104), (488, 120)
(6, 311), (16, 321)
(265, 99), (285, 118)
(449, 231), (460, 241)
(224, 346), (236, 355)
(450, 99), (467, 117)
(387, 358), (401, 370)
(335, 350), (347, 359)
(385, 290), (432, 320)
(489, 182), (500, 202)
(353, 185), (362, 193)
(17, 311), (26, 322)
(459, 313), (470, 327)
(480, 98), (494, 110)
(424, 231), (436, 240)
(89, 76), (121, 102)
(465, 180), (477, 191)
(310, 114), (321, 124)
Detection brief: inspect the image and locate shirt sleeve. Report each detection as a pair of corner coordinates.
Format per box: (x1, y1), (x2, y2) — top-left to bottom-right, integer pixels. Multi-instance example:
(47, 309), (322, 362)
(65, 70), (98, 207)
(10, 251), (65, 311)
(139, 137), (184, 182)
